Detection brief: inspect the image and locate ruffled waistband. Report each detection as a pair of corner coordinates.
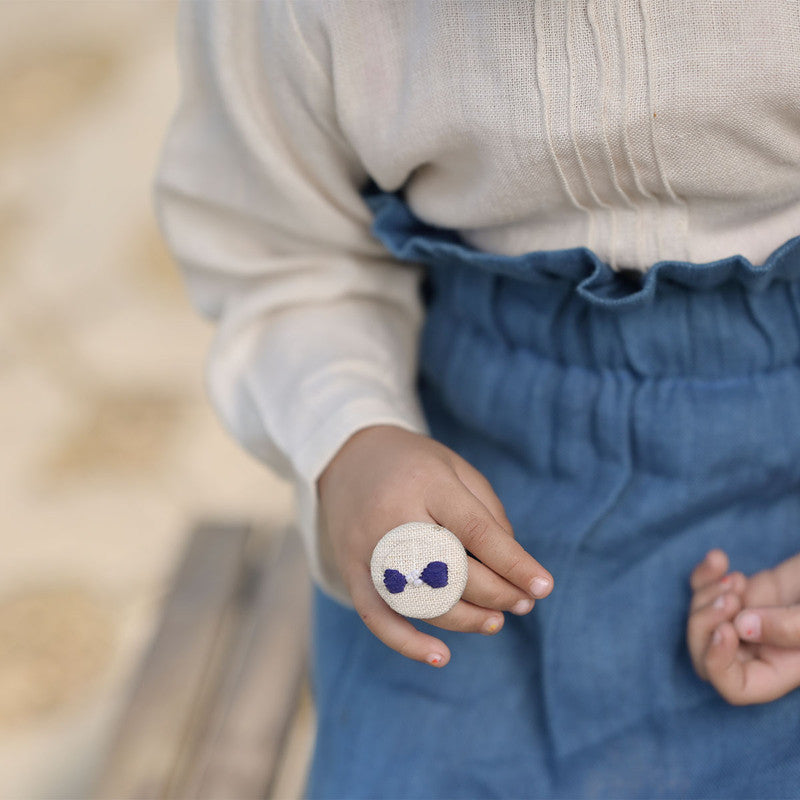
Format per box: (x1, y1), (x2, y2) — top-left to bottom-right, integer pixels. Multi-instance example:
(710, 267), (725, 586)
(362, 181), (800, 310)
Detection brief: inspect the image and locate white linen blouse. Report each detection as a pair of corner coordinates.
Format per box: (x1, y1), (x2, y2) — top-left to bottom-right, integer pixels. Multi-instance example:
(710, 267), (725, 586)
(154, 0), (800, 605)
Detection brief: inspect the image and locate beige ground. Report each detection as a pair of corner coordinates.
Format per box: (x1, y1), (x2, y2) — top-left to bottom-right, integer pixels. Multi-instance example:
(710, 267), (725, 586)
(0, 2), (312, 797)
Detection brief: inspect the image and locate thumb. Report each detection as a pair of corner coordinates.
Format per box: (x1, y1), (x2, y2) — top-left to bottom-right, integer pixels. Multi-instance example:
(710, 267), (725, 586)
(735, 605), (800, 648)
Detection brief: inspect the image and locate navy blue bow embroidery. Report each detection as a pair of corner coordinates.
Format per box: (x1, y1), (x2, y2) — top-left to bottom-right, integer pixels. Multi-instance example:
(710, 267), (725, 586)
(383, 561), (448, 594)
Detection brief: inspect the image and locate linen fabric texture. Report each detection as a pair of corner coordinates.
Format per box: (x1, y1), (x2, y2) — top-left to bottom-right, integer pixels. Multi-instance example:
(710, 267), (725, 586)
(153, 0), (800, 604)
(370, 522), (468, 619)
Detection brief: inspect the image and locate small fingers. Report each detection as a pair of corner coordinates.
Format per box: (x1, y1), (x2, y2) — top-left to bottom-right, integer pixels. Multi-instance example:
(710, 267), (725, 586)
(705, 622), (800, 705)
(689, 549), (729, 593)
(703, 621), (749, 704)
(427, 482), (553, 599)
(427, 599), (505, 635)
(461, 557), (535, 615)
(687, 588), (743, 679)
(350, 576), (451, 668)
(689, 571), (746, 613)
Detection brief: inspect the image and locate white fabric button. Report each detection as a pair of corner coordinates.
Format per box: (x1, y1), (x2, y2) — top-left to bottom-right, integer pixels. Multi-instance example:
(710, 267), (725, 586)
(370, 522), (469, 619)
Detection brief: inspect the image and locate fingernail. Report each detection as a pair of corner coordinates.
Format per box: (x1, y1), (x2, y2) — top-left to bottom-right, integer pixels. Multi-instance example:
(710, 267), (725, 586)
(736, 612), (761, 641)
(711, 627), (723, 646)
(529, 577), (552, 598)
(482, 616), (503, 635)
(427, 653), (445, 667)
(511, 598), (533, 615)
(713, 594), (727, 610)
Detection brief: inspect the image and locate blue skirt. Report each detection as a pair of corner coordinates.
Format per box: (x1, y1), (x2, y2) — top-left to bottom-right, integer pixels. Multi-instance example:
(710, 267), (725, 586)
(306, 182), (800, 799)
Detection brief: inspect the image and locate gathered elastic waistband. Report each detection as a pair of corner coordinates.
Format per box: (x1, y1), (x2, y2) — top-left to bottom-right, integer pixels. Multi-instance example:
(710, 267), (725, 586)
(362, 182), (800, 378)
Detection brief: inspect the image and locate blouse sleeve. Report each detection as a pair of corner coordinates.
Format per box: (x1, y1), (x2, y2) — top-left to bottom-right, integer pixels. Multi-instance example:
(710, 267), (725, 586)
(153, 0), (430, 606)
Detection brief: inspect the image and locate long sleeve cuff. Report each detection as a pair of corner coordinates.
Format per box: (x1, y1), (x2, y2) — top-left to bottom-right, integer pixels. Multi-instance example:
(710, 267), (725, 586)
(295, 396), (430, 607)
(205, 294), (431, 605)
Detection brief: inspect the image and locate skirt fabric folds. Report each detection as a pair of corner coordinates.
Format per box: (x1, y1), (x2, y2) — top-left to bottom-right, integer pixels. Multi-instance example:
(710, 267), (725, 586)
(306, 182), (800, 799)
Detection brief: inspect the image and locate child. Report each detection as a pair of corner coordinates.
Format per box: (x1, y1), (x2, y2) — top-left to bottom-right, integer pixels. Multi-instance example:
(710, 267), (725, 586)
(155, 1), (800, 796)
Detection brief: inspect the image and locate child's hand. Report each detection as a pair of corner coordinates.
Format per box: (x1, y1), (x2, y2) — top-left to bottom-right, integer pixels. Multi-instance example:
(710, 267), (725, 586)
(317, 424), (553, 667)
(687, 549), (800, 705)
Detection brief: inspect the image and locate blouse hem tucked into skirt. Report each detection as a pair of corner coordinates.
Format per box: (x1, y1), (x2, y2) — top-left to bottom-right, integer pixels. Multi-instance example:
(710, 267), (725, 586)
(362, 179), (800, 309)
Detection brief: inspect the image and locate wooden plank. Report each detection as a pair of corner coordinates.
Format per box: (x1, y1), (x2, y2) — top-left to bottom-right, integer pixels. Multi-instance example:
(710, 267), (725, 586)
(91, 521), (314, 800)
(90, 521), (252, 800)
(268, 679), (317, 800)
(177, 525), (312, 799)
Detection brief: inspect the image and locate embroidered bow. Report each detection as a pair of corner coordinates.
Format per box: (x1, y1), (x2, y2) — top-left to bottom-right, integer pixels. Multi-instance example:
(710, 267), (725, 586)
(383, 561), (449, 594)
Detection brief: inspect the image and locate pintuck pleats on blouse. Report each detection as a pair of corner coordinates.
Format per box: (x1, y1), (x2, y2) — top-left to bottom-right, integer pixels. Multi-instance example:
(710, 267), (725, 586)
(154, 0), (800, 602)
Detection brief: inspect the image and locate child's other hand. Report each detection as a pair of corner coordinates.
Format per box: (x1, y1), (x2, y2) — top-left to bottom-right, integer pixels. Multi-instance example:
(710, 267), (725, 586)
(316, 424), (553, 668)
(687, 549), (800, 705)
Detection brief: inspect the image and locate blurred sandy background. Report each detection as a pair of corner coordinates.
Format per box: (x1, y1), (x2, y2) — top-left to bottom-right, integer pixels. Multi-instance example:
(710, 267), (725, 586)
(0, 2), (307, 797)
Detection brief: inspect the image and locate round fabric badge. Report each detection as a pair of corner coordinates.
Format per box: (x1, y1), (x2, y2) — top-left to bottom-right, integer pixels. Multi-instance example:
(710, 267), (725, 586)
(370, 522), (469, 619)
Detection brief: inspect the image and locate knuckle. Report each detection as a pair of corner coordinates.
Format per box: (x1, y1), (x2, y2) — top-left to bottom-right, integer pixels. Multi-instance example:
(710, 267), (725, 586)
(503, 552), (523, 579)
(461, 515), (491, 550)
